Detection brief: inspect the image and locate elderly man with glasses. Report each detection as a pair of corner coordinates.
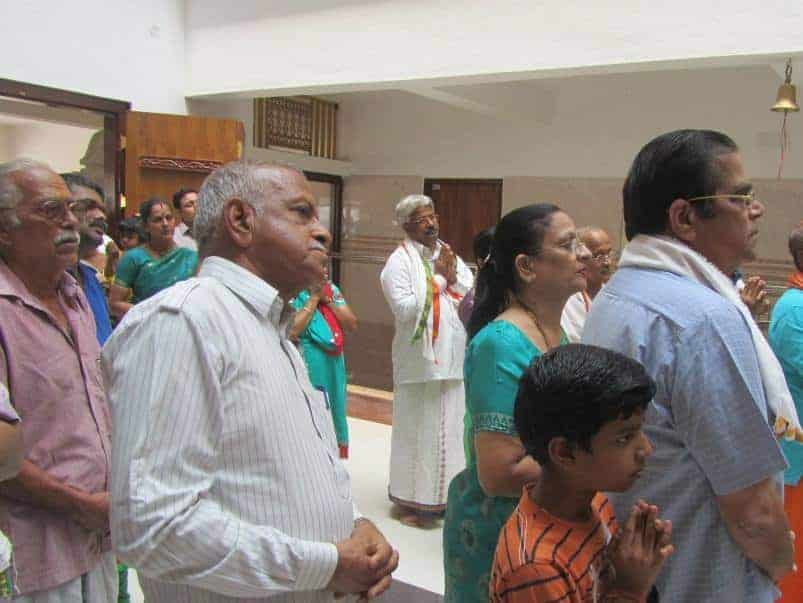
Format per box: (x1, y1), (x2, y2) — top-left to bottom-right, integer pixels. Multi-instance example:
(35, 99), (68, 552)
(583, 130), (796, 603)
(0, 159), (116, 602)
(380, 194), (473, 527)
(560, 225), (614, 342)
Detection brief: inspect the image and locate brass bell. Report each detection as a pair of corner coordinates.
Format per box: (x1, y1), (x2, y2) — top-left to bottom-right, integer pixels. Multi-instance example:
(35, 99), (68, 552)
(772, 60), (800, 112)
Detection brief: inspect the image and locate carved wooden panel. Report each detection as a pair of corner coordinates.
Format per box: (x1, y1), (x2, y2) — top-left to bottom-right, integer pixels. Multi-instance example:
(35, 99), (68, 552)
(138, 156), (223, 173)
(254, 97), (337, 159)
(123, 111), (244, 217)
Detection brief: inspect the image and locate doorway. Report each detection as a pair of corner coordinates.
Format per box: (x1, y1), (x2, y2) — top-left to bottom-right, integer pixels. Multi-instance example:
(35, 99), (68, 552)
(0, 79), (130, 228)
(423, 178), (502, 263)
(305, 171), (343, 285)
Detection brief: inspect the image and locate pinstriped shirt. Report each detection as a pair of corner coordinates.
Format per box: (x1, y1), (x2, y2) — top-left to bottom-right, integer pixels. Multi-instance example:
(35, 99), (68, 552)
(102, 256), (356, 602)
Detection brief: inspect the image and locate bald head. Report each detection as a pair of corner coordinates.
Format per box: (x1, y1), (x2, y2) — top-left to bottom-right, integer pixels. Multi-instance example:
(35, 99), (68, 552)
(577, 226), (614, 296)
(790, 226), (803, 271)
(195, 161), (305, 254)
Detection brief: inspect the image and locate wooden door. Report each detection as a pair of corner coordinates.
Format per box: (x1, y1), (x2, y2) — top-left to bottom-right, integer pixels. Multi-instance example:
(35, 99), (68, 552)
(424, 179), (503, 263)
(123, 111), (244, 217)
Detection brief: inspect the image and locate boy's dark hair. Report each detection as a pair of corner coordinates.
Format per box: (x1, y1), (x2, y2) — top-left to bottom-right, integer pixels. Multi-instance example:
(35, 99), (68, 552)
(514, 344), (656, 465)
(172, 187), (197, 210)
(119, 217), (145, 239)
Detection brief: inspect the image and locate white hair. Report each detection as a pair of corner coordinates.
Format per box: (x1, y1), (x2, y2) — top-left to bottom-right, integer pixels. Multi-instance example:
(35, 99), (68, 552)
(194, 160), (303, 253)
(395, 194), (434, 226)
(0, 158), (53, 228)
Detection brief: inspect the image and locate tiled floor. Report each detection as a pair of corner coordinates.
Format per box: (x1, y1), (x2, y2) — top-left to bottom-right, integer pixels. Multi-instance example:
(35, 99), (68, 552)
(127, 416), (445, 602)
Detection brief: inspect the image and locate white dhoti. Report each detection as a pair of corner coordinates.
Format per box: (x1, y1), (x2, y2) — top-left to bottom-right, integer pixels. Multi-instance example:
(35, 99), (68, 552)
(388, 379), (465, 511)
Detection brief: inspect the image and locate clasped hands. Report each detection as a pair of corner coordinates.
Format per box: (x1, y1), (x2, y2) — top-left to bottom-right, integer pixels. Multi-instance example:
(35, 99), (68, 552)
(329, 519), (399, 601)
(434, 243), (457, 286)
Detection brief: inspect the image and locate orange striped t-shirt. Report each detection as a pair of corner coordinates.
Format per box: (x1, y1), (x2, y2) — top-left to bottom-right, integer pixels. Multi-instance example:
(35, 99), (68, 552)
(491, 488), (618, 603)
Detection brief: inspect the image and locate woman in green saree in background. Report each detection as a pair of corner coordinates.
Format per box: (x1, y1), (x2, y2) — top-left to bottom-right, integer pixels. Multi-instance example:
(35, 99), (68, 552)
(110, 197), (198, 318)
(290, 265), (357, 458)
(442, 204), (590, 602)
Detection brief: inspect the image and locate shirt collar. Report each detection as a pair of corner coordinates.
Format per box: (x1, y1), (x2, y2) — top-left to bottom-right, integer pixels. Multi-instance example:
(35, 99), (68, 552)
(0, 260), (82, 310)
(198, 256), (286, 326)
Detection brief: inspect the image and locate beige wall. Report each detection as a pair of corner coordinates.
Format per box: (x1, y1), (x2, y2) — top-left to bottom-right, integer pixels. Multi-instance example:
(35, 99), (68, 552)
(0, 123), (99, 174)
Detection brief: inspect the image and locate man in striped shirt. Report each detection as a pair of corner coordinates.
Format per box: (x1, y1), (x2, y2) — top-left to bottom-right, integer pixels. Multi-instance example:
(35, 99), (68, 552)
(491, 345), (672, 603)
(103, 161), (398, 602)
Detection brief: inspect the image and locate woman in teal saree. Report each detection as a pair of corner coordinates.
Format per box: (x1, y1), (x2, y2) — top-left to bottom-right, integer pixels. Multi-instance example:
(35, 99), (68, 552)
(290, 267), (357, 458)
(110, 197), (197, 318)
(443, 204), (590, 602)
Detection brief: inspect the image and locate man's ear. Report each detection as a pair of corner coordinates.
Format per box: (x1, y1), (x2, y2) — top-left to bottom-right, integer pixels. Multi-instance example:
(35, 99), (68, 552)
(222, 198), (254, 249)
(666, 198), (697, 244)
(514, 253), (537, 285)
(547, 436), (575, 468)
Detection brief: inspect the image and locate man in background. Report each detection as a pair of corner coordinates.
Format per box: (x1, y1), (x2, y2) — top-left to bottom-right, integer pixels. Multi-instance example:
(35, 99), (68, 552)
(172, 187), (198, 251)
(380, 194), (473, 527)
(561, 225), (614, 342)
(62, 173), (114, 345)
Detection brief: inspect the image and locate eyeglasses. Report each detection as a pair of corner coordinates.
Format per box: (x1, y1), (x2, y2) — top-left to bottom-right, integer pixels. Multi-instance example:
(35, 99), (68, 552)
(33, 198), (78, 222)
(591, 250), (614, 262)
(407, 213), (439, 226)
(552, 238), (589, 255)
(686, 192), (762, 210)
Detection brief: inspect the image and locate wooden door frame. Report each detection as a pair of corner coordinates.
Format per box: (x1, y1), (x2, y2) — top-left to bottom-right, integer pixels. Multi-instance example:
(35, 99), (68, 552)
(424, 178), (504, 217)
(423, 177), (503, 261)
(0, 78), (131, 227)
(304, 171), (344, 286)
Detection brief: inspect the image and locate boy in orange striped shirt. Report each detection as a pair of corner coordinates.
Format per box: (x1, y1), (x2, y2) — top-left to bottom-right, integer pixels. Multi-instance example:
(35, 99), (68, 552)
(491, 344), (674, 603)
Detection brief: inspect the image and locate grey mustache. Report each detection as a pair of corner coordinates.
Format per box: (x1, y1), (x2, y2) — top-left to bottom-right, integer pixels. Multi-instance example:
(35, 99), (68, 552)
(54, 231), (79, 245)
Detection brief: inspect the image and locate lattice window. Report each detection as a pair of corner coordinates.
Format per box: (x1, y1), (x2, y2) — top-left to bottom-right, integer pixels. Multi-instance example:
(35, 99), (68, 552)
(253, 97), (337, 159)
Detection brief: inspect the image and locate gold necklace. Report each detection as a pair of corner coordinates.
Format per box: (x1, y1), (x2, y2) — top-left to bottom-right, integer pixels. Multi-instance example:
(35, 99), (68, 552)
(517, 298), (556, 349)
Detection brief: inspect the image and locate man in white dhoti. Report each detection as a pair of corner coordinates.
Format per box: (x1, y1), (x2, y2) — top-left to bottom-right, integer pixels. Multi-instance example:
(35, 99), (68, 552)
(560, 226), (614, 341)
(380, 195), (473, 527)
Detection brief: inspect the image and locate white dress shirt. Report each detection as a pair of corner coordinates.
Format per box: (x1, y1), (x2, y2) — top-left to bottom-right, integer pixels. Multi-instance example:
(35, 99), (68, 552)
(173, 222), (199, 251)
(380, 239), (473, 385)
(102, 257), (356, 602)
(560, 290), (591, 343)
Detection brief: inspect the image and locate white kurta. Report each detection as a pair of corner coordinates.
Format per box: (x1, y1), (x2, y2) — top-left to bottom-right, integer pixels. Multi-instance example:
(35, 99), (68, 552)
(380, 239), (473, 509)
(560, 290), (591, 343)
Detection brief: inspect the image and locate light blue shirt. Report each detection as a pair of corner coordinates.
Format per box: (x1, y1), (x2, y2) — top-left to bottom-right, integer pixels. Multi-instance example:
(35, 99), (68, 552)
(769, 286), (803, 486)
(583, 266), (787, 603)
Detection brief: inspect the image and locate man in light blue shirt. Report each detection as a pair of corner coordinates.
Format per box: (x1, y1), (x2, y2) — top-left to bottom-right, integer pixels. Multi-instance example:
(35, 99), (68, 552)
(584, 130), (793, 602)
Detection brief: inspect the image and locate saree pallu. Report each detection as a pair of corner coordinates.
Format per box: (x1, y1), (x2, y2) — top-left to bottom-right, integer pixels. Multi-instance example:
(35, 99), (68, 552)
(114, 246), (198, 303)
(292, 286), (349, 447)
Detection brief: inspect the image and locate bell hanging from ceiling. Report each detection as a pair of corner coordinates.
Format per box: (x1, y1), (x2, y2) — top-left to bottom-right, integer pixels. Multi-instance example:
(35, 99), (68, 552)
(772, 59), (800, 112)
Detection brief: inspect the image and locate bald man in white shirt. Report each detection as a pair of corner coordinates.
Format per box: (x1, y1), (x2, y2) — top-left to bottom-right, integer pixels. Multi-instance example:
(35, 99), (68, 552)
(103, 161), (398, 602)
